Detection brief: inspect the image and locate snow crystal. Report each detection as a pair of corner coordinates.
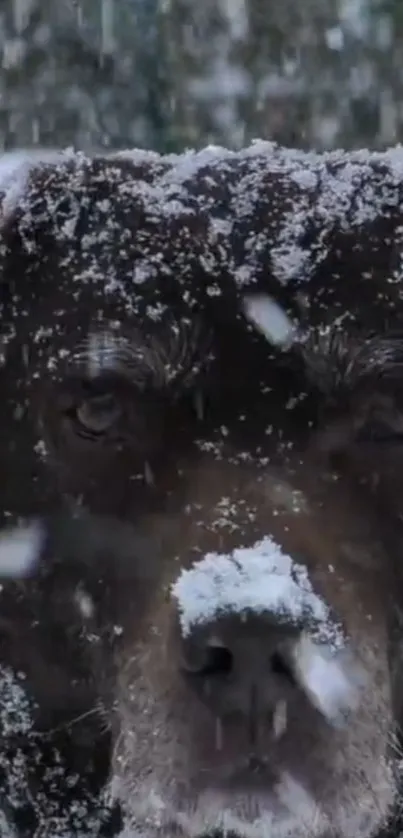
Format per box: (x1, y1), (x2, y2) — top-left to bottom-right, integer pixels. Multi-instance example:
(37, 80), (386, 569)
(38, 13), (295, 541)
(0, 521), (44, 578)
(171, 536), (345, 649)
(340, 0), (369, 39)
(101, 0), (115, 56)
(0, 666), (33, 737)
(159, 144), (236, 188)
(242, 293), (296, 348)
(292, 633), (363, 725)
(325, 26), (344, 51)
(221, 0), (248, 41)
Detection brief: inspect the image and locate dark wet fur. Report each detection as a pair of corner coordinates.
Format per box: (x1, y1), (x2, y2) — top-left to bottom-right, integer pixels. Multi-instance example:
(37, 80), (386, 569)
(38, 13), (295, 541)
(2, 145), (403, 835)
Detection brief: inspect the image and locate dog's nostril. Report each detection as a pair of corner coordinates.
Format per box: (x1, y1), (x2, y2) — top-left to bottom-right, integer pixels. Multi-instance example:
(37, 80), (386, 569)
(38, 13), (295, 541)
(185, 647), (295, 680)
(185, 644), (234, 677)
(200, 645), (233, 676)
(270, 651), (296, 685)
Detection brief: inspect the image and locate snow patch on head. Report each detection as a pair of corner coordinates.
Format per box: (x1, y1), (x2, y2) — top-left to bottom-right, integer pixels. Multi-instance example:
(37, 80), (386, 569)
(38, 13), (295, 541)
(0, 521), (44, 578)
(171, 536), (345, 649)
(6, 140), (403, 338)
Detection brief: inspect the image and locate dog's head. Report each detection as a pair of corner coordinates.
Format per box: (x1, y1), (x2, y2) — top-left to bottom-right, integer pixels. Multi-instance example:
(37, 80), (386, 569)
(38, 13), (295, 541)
(0, 154), (401, 838)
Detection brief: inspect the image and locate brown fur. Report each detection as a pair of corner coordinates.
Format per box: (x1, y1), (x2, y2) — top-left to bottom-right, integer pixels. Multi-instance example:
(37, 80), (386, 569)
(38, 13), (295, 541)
(2, 145), (403, 836)
(1, 339), (401, 837)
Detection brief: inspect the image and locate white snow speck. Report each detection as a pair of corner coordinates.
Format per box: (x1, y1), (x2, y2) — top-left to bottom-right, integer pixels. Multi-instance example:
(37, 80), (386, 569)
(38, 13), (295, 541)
(325, 26), (344, 51)
(171, 536), (345, 649)
(74, 587), (95, 620)
(0, 666), (33, 736)
(292, 633), (364, 725)
(0, 521), (44, 578)
(243, 293), (296, 348)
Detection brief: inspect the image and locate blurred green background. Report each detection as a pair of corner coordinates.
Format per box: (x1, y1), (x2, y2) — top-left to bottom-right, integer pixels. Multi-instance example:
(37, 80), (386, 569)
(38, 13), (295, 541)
(1, 0), (401, 153)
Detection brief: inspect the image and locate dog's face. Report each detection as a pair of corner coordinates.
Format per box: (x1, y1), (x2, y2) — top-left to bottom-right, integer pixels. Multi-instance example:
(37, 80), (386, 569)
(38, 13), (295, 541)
(8, 391), (399, 838)
(105, 452), (399, 838)
(0, 152), (402, 838)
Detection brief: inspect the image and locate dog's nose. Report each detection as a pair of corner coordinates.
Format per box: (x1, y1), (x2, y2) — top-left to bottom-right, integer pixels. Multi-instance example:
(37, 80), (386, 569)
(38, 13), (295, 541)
(180, 612), (298, 732)
(172, 543), (363, 732)
(178, 607), (362, 735)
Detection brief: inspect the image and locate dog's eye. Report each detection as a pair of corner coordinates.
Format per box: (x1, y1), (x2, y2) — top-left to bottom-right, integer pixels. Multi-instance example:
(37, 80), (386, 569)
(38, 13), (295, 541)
(71, 392), (122, 435)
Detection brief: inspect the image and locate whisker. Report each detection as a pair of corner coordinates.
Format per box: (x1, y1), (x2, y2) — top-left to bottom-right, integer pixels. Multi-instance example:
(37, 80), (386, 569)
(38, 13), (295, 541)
(44, 705), (102, 737)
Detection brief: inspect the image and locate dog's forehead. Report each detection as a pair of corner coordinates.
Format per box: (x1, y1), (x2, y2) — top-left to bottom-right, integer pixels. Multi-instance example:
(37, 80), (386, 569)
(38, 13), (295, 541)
(10, 147), (403, 384)
(2, 151), (229, 317)
(0, 142), (403, 365)
(3, 143), (403, 272)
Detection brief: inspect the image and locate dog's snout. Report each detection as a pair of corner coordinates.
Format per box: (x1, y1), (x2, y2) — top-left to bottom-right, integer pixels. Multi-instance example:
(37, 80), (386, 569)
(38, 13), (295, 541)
(180, 614), (297, 728)
(172, 539), (361, 732)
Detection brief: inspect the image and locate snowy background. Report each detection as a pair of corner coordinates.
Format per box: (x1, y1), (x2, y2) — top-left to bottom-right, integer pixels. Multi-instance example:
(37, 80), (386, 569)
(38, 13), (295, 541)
(0, 0), (402, 154)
